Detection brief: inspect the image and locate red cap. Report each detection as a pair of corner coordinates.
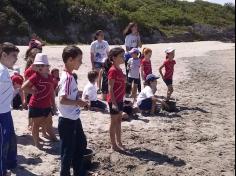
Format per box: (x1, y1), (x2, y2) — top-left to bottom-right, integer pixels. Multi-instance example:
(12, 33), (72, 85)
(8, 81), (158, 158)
(11, 73), (24, 85)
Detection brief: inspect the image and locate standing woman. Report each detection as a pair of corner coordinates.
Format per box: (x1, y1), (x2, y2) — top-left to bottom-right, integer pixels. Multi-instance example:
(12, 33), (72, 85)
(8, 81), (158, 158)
(90, 30), (110, 93)
(124, 22), (142, 94)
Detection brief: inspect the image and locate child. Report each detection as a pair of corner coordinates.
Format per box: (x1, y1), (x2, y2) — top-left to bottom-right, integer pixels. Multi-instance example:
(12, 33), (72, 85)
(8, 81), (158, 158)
(82, 71), (107, 112)
(51, 68), (60, 95)
(127, 48), (141, 99)
(0, 42), (19, 176)
(58, 46), (89, 176)
(107, 47), (126, 151)
(11, 72), (25, 109)
(141, 48), (153, 81)
(137, 74), (164, 116)
(22, 53), (57, 149)
(90, 30), (110, 93)
(159, 48), (176, 101)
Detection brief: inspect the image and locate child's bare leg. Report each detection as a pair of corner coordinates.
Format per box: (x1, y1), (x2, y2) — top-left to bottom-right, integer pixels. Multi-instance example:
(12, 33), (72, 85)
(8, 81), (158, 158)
(28, 118), (32, 131)
(110, 115), (119, 151)
(32, 118), (43, 149)
(151, 99), (157, 115)
(116, 113), (125, 150)
(45, 116), (57, 141)
(131, 83), (138, 99)
(167, 85), (173, 101)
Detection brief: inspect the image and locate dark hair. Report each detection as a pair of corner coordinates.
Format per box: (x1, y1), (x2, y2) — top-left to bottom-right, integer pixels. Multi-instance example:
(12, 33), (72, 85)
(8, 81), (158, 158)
(62, 45), (83, 63)
(24, 48), (41, 70)
(94, 30), (104, 41)
(51, 68), (59, 75)
(88, 71), (99, 83)
(123, 22), (138, 36)
(72, 73), (78, 84)
(106, 47), (125, 69)
(0, 42), (19, 58)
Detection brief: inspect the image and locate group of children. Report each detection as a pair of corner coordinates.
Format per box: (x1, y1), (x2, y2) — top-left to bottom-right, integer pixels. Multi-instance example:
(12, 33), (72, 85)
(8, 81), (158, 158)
(0, 27), (176, 176)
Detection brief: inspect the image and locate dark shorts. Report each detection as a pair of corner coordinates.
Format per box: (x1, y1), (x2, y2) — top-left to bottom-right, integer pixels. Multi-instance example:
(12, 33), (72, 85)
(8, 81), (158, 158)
(138, 98), (153, 111)
(164, 79), (173, 86)
(102, 72), (108, 94)
(128, 77), (140, 85)
(94, 62), (103, 69)
(29, 107), (52, 118)
(108, 102), (124, 115)
(90, 100), (107, 111)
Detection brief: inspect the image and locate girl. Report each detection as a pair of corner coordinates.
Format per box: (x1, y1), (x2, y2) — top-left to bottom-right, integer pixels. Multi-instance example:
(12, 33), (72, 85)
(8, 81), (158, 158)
(127, 48), (141, 99)
(159, 48), (176, 101)
(90, 30), (110, 93)
(137, 74), (167, 116)
(141, 48), (153, 81)
(107, 47), (126, 152)
(22, 53), (57, 149)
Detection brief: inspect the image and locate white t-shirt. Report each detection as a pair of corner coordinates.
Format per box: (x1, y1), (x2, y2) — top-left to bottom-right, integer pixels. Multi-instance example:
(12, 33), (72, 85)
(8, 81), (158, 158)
(137, 86), (154, 106)
(58, 71), (81, 120)
(125, 34), (141, 49)
(82, 82), (97, 101)
(91, 40), (110, 63)
(128, 58), (141, 79)
(0, 63), (14, 114)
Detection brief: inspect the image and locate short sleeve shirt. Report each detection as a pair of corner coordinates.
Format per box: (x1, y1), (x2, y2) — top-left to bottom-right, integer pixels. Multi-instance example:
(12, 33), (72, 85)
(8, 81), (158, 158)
(58, 71), (81, 120)
(107, 66), (126, 103)
(24, 66), (36, 79)
(91, 40), (110, 63)
(141, 59), (152, 80)
(82, 82), (97, 101)
(137, 86), (154, 106)
(164, 60), (176, 80)
(28, 72), (54, 108)
(125, 34), (140, 49)
(0, 63), (14, 114)
(128, 58), (141, 79)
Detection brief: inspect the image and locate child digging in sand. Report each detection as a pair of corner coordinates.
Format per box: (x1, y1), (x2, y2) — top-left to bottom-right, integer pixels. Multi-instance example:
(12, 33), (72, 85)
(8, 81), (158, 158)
(58, 46), (89, 176)
(82, 71), (107, 112)
(107, 47), (126, 151)
(22, 53), (57, 149)
(159, 48), (176, 101)
(0, 42), (19, 176)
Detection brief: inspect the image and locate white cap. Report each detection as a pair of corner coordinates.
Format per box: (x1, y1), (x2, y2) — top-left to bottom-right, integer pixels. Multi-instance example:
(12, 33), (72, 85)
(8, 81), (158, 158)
(165, 47), (175, 54)
(33, 53), (49, 65)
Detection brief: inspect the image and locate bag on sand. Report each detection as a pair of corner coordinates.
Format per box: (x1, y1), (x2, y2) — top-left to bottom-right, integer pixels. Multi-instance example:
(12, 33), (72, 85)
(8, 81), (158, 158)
(162, 100), (177, 112)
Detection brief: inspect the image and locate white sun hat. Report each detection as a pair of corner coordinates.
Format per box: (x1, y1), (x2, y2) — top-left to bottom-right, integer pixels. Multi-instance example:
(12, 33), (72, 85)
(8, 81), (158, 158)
(33, 53), (49, 65)
(165, 47), (175, 54)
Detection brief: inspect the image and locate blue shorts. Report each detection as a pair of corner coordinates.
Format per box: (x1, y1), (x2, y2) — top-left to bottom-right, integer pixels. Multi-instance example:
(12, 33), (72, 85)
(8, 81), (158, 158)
(0, 112), (17, 175)
(164, 79), (173, 86)
(138, 98), (153, 111)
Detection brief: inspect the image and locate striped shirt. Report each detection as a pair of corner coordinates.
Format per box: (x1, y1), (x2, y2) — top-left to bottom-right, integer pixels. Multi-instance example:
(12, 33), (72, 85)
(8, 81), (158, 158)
(58, 70), (81, 120)
(0, 63), (14, 114)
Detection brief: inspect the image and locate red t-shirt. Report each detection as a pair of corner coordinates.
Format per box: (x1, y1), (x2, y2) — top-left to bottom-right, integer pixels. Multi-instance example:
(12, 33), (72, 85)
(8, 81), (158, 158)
(164, 59), (176, 80)
(24, 66), (36, 79)
(28, 72), (54, 108)
(107, 66), (125, 103)
(141, 59), (152, 80)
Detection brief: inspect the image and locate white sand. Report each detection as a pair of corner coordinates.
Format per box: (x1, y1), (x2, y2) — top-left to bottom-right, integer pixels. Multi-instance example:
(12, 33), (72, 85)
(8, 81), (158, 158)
(11, 41), (235, 176)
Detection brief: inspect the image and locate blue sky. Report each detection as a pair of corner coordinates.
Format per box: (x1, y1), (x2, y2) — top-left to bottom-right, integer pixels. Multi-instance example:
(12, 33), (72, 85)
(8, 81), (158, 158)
(181, 0), (235, 5)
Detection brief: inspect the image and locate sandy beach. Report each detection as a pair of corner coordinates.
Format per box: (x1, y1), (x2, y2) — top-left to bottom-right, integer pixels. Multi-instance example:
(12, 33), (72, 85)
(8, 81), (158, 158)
(10, 41), (235, 176)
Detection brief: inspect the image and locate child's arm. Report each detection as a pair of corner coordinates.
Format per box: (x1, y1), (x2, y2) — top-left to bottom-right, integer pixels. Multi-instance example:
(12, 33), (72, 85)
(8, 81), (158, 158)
(21, 80), (37, 95)
(59, 95), (88, 107)
(140, 64), (145, 81)
(108, 79), (118, 107)
(159, 64), (165, 80)
(18, 89), (27, 109)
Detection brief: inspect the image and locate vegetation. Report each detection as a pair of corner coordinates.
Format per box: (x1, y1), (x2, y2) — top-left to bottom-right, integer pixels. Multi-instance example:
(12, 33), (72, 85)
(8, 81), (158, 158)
(0, 0), (235, 44)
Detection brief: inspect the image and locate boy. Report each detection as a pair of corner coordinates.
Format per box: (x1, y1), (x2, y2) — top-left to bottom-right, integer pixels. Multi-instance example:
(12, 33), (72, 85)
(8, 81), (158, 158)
(82, 71), (107, 112)
(0, 42), (19, 176)
(58, 46), (89, 176)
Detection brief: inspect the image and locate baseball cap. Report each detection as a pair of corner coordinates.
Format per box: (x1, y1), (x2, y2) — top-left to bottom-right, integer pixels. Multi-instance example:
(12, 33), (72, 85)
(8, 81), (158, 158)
(165, 47), (175, 54)
(33, 53), (49, 65)
(146, 74), (160, 82)
(129, 48), (140, 55)
(11, 73), (24, 85)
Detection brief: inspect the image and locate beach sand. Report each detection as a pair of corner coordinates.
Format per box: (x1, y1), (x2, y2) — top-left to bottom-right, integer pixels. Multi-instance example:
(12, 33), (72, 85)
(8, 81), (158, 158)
(11, 41), (235, 176)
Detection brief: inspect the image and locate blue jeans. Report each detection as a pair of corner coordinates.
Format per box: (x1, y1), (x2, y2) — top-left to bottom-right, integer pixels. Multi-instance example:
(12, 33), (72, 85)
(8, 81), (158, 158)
(0, 112), (17, 176)
(58, 117), (87, 176)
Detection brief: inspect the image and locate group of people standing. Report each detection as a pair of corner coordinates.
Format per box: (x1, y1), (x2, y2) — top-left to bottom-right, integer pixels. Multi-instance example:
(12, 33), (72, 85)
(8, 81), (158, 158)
(0, 22), (176, 176)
